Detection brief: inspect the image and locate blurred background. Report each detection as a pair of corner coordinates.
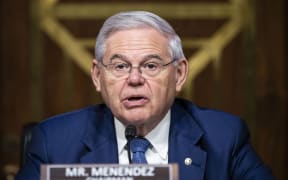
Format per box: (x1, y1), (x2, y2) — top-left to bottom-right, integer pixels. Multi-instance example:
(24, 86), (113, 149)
(0, 0), (287, 179)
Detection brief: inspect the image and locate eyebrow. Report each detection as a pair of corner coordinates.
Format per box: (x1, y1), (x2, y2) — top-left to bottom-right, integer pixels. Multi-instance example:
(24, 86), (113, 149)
(110, 54), (128, 62)
(109, 54), (164, 63)
(142, 54), (164, 62)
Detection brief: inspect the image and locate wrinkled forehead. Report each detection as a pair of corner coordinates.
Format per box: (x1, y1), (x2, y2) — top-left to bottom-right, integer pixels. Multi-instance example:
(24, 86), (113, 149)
(104, 28), (170, 59)
(105, 25), (170, 42)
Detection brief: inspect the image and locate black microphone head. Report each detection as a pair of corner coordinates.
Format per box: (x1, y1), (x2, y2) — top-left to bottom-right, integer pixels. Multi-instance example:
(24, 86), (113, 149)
(125, 125), (136, 140)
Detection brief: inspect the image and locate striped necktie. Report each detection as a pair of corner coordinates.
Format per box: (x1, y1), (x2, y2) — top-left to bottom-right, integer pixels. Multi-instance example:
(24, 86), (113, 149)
(130, 138), (150, 163)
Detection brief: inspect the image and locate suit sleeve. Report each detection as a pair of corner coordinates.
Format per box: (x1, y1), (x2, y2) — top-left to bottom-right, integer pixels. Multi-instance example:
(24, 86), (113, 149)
(15, 125), (49, 180)
(230, 120), (275, 180)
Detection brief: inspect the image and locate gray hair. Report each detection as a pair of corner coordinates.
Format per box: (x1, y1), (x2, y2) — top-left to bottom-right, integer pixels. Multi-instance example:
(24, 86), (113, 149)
(95, 11), (185, 61)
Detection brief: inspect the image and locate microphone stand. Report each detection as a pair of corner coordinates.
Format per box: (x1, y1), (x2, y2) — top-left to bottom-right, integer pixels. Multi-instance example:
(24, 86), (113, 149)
(125, 125), (136, 164)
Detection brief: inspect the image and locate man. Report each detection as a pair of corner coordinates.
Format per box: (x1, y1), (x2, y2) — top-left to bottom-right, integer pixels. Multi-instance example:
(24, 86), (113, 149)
(16, 11), (275, 179)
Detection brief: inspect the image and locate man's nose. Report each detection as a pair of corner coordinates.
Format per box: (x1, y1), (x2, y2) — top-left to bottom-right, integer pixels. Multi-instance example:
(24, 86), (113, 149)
(127, 67), (145, 85)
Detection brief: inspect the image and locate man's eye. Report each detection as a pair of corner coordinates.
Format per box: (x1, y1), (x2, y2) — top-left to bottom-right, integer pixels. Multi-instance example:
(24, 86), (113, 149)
(114, 63), (129, 70)
(143, 62), (159, 70)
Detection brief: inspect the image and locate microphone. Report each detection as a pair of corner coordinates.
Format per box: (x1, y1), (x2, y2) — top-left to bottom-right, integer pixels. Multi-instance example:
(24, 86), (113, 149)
(125, 125), (136, 164)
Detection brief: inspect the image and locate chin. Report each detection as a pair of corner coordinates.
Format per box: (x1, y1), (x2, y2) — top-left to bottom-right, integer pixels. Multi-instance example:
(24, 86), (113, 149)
(125, 117), (148, 123)
(120, 115), (150, 126)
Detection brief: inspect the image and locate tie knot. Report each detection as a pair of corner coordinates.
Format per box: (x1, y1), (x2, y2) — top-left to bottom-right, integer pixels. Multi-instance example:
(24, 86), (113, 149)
(130, 138), (150, 153)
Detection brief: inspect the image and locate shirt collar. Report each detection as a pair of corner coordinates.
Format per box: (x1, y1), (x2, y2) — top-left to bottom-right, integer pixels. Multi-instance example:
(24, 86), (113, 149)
(114, 118), (127, 156)
(114, 110), (171, 161)
(145, 110), (170, 160)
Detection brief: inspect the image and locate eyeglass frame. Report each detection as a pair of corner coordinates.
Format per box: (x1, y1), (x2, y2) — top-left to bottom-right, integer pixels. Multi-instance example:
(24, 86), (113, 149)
(98, 58), (178, 78)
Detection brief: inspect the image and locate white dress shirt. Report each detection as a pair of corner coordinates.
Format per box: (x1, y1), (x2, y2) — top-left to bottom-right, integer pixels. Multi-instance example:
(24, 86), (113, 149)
(114, 110), (171, 164)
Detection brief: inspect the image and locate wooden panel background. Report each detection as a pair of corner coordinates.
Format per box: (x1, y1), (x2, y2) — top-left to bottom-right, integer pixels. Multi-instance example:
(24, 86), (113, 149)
(0, 0), (287, 179)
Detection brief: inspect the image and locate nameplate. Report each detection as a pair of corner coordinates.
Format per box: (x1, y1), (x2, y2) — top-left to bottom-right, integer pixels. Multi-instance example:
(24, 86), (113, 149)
(41, 164), (178, 180)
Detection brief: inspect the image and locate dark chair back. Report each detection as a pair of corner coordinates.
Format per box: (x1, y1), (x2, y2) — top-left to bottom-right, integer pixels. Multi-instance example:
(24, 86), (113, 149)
(20, 122), (38, 167)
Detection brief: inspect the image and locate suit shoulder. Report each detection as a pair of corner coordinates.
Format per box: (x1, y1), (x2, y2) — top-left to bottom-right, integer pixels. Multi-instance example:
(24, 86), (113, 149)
(174, 98), (249, 142)
(175, 98), (244, 127)
(37, 104), (109, 134)
(25, 104), (111, 163)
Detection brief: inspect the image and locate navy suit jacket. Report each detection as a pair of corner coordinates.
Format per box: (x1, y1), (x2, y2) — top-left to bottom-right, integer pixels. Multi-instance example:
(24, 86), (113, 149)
(16, 98), (275, 180)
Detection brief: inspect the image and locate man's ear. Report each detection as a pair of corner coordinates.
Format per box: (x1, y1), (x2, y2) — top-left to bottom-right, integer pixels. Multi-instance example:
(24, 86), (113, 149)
(175, 58), (188, 92)
(91, 59), (101, 92)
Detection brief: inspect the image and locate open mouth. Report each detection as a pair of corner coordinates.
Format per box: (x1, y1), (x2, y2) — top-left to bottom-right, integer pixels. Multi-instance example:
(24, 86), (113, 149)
(128, 96), (145, 101)
(123, 95), (148, 107)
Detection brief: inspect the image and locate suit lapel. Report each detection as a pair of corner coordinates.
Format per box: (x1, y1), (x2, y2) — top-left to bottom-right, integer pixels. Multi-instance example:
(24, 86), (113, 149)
(169, 102), (207, 180)
(80, 106), (119, 164)
(77, 101), (207, 179)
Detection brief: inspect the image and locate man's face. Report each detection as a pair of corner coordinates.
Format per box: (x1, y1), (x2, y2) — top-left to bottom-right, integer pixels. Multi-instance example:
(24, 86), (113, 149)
(91, 28), (187, 133)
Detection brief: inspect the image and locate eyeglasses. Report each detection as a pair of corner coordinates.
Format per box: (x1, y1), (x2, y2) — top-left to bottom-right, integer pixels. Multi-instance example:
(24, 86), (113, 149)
(100, 59), (177, 77)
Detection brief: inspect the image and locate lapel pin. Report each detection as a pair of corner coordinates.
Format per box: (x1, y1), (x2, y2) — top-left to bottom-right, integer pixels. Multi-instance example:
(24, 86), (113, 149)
(184, 157), (192, 166)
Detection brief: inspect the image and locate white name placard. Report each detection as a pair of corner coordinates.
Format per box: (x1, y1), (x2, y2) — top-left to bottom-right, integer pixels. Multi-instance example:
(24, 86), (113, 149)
(41, 164), (178, 180)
